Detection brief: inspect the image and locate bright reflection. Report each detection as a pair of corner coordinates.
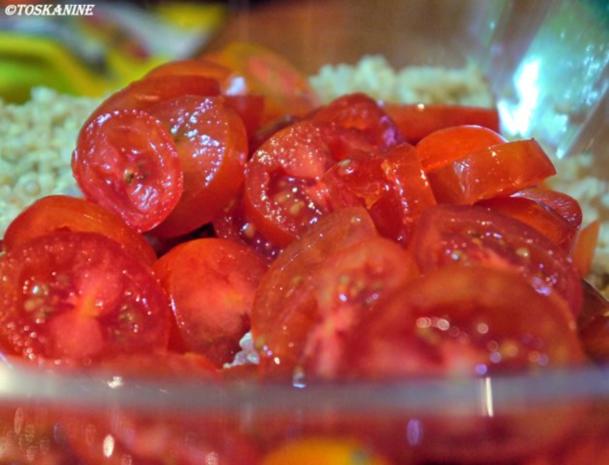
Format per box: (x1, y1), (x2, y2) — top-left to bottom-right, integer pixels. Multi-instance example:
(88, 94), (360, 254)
(480, 377), (495, 417)
(103, 434), (115, 458)
(498, 58), (541, 137)
(107, 375), (123, 389)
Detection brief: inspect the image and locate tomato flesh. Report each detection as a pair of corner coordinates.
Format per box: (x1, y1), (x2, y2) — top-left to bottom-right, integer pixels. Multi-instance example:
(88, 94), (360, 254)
(252, 208), (378, 375)
(147, 96), (248, 237)
(384, 103), (500, 144)
(416, 124), (506, 172)
(153, 238), (267, 367)
(427, 139), (556, 204)
(72, 109), (183, 232)
(340, 266), (581, 379)
(411, 205), (583, 316)
(4, 195), (156, 266)
(513, 187), (583, 230)
(0, 231), (171, 364)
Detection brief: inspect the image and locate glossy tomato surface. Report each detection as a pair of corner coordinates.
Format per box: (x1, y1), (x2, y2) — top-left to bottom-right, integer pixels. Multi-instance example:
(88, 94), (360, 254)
(410, 205), (583, 316)
(252, 207), (378, 375)
(154, 238), (267, 366)
(4, 195), (156, 266)
(147, 96), (248, 237)
(72, 109), (183, 232)
(0, 231), (171, 364)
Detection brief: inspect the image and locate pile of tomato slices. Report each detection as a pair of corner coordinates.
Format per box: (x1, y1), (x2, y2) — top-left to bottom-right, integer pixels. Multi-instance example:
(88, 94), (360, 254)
(0, 42), (605, 387)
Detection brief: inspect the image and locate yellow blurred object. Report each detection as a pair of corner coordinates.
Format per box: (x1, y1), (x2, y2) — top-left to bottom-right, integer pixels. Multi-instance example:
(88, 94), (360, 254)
(261, 437), (391, 465)
(155, 2), (226, 31)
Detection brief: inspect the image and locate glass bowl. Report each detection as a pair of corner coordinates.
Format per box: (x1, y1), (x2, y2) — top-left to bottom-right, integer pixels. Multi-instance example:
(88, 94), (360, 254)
(1, 1), (609, 464)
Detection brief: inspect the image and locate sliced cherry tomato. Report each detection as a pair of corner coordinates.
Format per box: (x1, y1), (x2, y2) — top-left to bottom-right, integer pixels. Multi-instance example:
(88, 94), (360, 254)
(312, 93), (403, 156)
(384, 103), (500, 143)
(477, 196), (575, 249)
(427, 139), (556, 204)
(572, 220), (601, 277)
(88, 75), (220, 122)
(577, 281), (609, 362)
(224, 94), (265, 139)
(244, 120), (335, 246)
(72, 109), (183, 232)
(301, 237), (419, 379)
(410, 205), (583, 316)
(340, 266), (580, 379)
(261, 437), (391, 465)
(144, 58), (238, 92)
(203, 41), (319, 123)
(252, 208), (378, 375)
(4, 195), (156, 266)
(145, 96), (247, 237)
(314, 144), (436, 244)
(415, 125), (506, 172)
(153, 238), (267, 367)
(213, 195), (281, 262)
(0, 231), (171, 364)
(513, 187), (583, 230)
(252, 115), (300, 151)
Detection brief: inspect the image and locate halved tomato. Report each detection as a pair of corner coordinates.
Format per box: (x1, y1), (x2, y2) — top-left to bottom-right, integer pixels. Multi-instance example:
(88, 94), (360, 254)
(416, 125), (505, 172)
(0, 231), (171, 364)
(147, 96), (248, 237)
(252, 208), (378, 375)
(72, 109), (183, 232)
(410, 205), (582, 316)
(427, 139), (556, 204)
(4, 195), (156, 266)
(243, 120), (335, 246)
(384, 103), (500, 144)
(513, 188), (583, 230)
(153, 238), (267, 366)
(341, 266), (581, 379)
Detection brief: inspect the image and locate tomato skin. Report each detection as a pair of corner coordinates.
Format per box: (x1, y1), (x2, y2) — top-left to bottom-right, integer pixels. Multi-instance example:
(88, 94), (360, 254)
(317, 144), (436, 245)
(341, 266), (581, 379)
(88, 75), (220, 122)
(577, 281), (609, 363)
(477, 196), (575, 249)
(147, 96), (248, 238)
(144, 58), (237, 91)
(252, 207), (378, 375)
(0, 231), (171, 365)
(411, 205), (583, 316)
(73, 109), (184, 233)
(513, 187), (583, 230)
(384, 103), (500, 143)
(427, 139), (556, 204)
(572, 220), (601, 277)
(416, 124), (506, 172)
(153, 238), (267, 367)
(4, 195), (156, 266)
(203, 41), (319, 123)
(244, 121), (334, 247)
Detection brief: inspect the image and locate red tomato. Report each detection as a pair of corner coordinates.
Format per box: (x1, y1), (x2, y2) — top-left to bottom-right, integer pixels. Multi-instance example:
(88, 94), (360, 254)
(410, 205), (583, 316)
(203, 41), (319, 123)
(243, 120), (335, 246)
(477, 196), (575, 249)
(153, 238), (267, 367)
(340, 266), (581, 379)
(88, 75), (220, 122)
(513, 187), (583, 230)
(314, 144), (436, 244)
(0, 231), (171, 364)
(252, 207), (378, 375)
(144, 58), (237, 91)
(4, 195), (156, 266)
(577, 281), (609, 362)
(572, 220), (601, 277)
(224, 94), (265, 139)
(384, 103), (500, 143)
(301, 237), (420, 379)
(72, 109), (183, 232)
(415, 125), (506, 172)
(145, 96), (247, 237)
(311, 93), (403, 155)
(213, 195), (281, 262)
(427, 139), (556, 204)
